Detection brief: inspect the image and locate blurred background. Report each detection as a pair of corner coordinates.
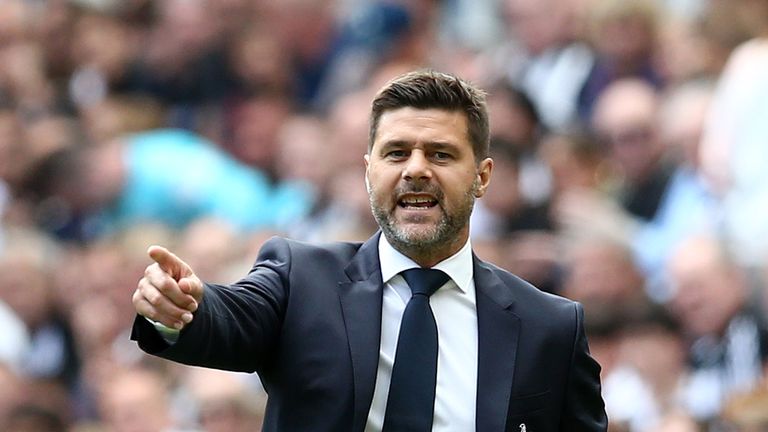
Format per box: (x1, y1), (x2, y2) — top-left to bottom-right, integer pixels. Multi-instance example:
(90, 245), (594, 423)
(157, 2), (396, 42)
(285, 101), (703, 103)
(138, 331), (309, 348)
(2, 0), (768, 430)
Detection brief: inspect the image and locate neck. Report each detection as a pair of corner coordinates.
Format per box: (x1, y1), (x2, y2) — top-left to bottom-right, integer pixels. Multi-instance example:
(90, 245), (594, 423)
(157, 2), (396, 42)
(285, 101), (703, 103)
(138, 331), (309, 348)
(385, 232), (467, 268)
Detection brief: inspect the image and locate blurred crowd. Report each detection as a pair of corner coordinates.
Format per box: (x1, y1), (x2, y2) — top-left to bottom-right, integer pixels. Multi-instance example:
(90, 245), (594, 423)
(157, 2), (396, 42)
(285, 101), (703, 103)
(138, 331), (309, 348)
(1, 0), (768, 431)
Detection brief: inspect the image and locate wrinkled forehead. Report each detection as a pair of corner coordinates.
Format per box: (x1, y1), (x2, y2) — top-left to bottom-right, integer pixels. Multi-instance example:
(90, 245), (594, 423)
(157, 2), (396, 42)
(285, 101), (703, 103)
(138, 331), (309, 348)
(371, 107), (471, 147)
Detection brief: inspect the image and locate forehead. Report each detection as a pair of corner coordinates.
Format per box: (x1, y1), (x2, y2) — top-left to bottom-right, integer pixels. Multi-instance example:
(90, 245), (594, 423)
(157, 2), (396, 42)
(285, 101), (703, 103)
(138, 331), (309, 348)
(373, 107), (469, 146)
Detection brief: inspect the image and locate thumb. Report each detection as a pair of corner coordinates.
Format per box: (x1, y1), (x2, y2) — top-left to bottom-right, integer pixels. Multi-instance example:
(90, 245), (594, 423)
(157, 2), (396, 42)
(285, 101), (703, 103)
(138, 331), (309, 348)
(147, 245), (190, 281)
(179, 276), (204, 307)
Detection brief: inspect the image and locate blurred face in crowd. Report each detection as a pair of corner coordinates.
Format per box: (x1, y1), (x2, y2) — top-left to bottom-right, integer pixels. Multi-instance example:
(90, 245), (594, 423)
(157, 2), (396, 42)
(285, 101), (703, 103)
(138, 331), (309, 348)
(562, 239), (644, 305)
(275, 115), (331, 186)
(71, 12), (135, 81)
(487, 89), (538, 150)
(592, 79), (662, 184)
(541, 133), (606, 195)
(480, 149), (522, 216)
(75, 143), (125, 212)
(593, 13), (654, 65)
(505, 0), (572, 54)
(658, 83), (712, 169)
(100, 369), (172, 432)
(185, 369), (266, 432)
(618, 325), (686, 396)
(229, 96), (290, 171)
(0, 255), (50, 329)
(668, 236), (746, 337)
(365, 107), (492, 266)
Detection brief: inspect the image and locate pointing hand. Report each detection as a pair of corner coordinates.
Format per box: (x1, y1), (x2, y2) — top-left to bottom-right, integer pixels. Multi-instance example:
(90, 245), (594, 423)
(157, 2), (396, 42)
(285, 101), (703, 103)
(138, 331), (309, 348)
(132, 245), (204, 330)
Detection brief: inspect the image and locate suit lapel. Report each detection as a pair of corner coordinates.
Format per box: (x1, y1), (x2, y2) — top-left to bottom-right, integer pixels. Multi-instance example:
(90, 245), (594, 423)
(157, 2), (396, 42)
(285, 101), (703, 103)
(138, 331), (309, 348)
(338, 233), (384, 432)
(474, 258), (520, 432)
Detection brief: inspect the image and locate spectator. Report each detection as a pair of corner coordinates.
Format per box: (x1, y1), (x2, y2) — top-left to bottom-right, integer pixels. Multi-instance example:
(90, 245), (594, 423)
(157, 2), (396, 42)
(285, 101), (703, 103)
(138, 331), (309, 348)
(221, 94), (292, 177)
(183, 368), (266, 432)
(2, 404), (67, 432)
(602, 306), (688, 431)
(632, 79), (720, 299)
(471, 137), (552, 241)
(667, 234), (768, 421)
(289, 90), (380, 242)
(486, 82), (551, 205)
(591, 78), (672, 222)
(0, 228), (79, 389)
(719, 386), (768, 431)
(78, 95), (166, 144)
(699, 13), (768, 265)
(225, 25), (293, 100)
(125, 0), (231, 108)
(471, 137), (559, 293)
(23, 129), (313, 240)
(0, 40), (56, 114)
(174, 218), (247, 282)
(499, 0), (594, 130)
(98, 367), (180, 432)
(654, 411), (700, 432)
(540, 129), (610, 198)
(579, 0), (665, 120)
(67, 10), (140, 110)
(560, 235), (648, 312)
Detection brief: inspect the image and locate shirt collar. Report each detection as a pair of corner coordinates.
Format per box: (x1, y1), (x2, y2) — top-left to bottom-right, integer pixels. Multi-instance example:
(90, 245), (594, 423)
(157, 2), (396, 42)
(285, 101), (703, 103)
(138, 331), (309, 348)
(378, 234), (474, 294)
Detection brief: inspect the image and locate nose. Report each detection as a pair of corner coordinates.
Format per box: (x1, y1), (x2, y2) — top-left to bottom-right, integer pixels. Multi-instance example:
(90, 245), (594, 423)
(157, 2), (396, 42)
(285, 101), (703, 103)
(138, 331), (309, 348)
(402, 150), (431, 181)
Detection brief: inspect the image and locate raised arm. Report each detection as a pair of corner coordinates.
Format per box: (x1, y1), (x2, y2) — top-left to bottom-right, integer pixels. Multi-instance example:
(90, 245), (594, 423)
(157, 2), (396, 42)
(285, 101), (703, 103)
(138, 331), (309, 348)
(131, 237), (291, 373)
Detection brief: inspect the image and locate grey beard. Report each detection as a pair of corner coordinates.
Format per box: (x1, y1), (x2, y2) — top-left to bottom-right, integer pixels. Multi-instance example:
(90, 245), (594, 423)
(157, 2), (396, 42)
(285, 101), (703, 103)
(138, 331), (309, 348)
(369, 180), (478, 259)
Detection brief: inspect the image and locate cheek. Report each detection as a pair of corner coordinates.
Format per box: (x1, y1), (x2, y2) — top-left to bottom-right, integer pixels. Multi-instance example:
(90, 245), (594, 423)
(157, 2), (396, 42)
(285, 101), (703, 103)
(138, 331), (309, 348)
(366, 172), (391, 203)
(367, 166), (399, 190)
(444, 172), (478, 197)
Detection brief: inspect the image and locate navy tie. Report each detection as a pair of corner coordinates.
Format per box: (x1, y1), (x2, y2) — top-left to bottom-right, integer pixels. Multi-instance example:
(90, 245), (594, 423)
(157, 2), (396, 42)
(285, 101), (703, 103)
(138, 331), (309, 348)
(383, 268), (450, 432)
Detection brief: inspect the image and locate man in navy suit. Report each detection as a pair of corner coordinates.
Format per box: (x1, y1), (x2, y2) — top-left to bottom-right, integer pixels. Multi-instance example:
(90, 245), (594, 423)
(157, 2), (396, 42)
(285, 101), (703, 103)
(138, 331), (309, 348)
(132, 70), (607, 431)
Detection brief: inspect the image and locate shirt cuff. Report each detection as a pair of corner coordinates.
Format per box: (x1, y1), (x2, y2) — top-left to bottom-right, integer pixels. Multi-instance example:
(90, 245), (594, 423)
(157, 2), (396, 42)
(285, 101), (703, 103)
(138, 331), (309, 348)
(144, 317), (180, 344)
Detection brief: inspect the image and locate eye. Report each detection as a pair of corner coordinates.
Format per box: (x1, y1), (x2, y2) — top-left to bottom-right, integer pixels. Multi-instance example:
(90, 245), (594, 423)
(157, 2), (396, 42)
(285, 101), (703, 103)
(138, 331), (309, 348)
(386, 150), (408, 159)
(433, 151), (452, 161)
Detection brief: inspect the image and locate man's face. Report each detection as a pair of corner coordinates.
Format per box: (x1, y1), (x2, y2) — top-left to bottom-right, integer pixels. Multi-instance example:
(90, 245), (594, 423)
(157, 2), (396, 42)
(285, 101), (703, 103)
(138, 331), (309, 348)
(365, 107), (492, 263)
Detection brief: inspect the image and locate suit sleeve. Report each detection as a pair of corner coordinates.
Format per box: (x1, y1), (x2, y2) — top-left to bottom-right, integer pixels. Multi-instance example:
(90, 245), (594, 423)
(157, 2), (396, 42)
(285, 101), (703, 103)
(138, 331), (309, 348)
(561, 303), (608, 431)
(131, 236), (291, 373)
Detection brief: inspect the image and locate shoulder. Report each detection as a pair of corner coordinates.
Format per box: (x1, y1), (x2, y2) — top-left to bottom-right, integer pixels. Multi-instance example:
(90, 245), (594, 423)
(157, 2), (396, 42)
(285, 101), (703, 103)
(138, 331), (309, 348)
(478, 260), (580, 324)
(258, 236), (365, 266)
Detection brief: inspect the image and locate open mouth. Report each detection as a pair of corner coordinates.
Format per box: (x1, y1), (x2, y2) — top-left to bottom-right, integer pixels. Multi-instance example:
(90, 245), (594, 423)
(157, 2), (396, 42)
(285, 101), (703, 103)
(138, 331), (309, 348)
(398, 194), (438, 209)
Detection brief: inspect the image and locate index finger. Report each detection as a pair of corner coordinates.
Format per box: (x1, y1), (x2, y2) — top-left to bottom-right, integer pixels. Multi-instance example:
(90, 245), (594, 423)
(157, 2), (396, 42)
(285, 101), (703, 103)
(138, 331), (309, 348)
(147, 245), (188, 281)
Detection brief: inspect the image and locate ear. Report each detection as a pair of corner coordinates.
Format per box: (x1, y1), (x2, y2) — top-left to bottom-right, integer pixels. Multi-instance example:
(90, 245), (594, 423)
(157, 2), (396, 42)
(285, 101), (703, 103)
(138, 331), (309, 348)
(474, 158), (493, 198)
(364, 154), (371, 192)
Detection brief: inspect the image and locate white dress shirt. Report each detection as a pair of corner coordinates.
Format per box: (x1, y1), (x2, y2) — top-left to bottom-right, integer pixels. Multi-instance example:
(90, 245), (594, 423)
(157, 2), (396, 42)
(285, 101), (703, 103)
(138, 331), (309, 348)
(365, 235), (478, 431)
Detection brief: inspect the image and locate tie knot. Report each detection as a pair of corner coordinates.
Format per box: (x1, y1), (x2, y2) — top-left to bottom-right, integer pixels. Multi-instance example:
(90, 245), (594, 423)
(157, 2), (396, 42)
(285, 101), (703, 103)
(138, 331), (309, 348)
(401, 268), (449, 297)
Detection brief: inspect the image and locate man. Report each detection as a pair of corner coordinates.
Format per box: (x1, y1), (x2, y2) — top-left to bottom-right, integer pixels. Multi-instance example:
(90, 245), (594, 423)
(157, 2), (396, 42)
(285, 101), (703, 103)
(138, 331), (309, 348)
(23, 128), (313, 240)
(131, 71), (607, 431)
(590, 79), (671, 223)
(667, 234), (768, 421)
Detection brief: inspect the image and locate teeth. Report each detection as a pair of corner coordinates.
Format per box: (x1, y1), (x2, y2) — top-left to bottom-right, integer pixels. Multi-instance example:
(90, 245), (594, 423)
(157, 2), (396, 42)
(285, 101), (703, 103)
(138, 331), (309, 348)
(401, 196), (434, 204)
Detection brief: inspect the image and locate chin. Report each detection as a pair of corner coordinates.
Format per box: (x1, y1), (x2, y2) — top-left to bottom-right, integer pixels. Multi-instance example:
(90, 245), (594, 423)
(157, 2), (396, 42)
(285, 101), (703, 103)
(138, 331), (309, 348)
(394, 220), (437, 235)
(392, 225), (444, 247)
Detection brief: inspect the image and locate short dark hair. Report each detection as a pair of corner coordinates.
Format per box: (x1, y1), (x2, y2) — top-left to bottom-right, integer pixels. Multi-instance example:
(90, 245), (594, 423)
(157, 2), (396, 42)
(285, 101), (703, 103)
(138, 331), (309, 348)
(369, 70), (490, 161)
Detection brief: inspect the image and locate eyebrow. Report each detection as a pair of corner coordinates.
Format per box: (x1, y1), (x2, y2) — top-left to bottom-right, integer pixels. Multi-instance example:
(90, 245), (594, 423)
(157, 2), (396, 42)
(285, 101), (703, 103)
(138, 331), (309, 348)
(378, 140), (461, 151)
(426, 141), (460, 152)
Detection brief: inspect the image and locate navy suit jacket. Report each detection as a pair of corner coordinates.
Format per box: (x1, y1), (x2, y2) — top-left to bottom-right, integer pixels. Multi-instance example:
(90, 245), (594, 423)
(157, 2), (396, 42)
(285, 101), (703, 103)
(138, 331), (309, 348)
(132, 233), (607, 431)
